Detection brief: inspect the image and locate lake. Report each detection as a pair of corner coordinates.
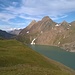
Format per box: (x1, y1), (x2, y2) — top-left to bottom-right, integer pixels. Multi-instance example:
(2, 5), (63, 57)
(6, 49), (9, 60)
(29, 45), (75, 70)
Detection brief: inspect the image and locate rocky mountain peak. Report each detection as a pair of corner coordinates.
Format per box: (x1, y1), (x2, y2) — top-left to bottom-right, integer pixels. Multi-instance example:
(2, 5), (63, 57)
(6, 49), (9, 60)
(60, 20), (69, 26)
(62, 20), (68, 24)
(31, 20), (36, 23)
(70, 21), (75, 25)
(42, 16), (52, 21)
(30, 20), (36, 25)
(70, 21), (75, 27)
(26, 20), (36, 30)
(18, 16), (75, 52)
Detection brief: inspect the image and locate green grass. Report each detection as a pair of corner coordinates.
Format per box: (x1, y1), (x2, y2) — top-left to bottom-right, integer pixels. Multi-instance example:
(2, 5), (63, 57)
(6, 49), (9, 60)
(0, 39), (75, 75)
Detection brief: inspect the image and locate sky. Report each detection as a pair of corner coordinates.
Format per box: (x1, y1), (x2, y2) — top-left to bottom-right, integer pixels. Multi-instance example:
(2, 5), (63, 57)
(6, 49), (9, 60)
(0, 0), (75, 31)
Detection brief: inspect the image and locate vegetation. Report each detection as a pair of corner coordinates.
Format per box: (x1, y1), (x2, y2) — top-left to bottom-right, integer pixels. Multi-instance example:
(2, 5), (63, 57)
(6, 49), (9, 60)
(0, 39), (75, 75)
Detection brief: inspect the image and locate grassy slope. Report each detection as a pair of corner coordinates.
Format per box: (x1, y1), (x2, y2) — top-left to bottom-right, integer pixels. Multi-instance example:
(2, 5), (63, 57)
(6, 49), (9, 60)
(0, 40), (75, 75)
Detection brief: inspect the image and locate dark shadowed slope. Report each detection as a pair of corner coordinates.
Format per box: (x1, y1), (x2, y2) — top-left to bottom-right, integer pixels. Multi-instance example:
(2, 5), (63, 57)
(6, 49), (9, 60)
(0, 30), (15, 39)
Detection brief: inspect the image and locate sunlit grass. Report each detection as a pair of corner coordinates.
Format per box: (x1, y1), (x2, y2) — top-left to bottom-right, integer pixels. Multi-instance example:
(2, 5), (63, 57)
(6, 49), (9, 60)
(0, 39), (75, 75)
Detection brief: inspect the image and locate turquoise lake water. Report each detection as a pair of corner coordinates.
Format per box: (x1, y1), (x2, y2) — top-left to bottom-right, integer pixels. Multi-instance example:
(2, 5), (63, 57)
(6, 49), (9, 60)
(29, 45), (75, 70)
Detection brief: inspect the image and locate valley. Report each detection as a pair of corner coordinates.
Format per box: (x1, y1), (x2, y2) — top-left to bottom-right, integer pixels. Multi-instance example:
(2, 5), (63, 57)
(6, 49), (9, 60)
(0, 0), (75, 75)
(0, 16), (75, 74)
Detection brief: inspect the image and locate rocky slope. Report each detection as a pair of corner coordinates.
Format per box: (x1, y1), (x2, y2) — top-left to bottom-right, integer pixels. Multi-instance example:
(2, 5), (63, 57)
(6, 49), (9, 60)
(18, 16), (75, 52)
(9, 29), (22, 35)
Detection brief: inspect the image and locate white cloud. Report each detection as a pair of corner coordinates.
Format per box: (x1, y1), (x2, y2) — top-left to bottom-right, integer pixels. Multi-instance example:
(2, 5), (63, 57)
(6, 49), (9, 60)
(7, 28), (21, 31)
(61, 15), (68, 18)
(50, 15), (68, 21)
(19, 15), (41, 20)
(4, 0), (75, 20)
(0, 0), (75, 31)
(0, 25), (12, 31)
(0, 23), (25, 31)
(12, 2), (18, 6)
(0, 12), (16, 22)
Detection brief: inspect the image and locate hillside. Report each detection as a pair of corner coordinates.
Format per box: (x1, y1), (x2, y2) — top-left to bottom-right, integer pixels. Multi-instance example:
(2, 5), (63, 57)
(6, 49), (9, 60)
(18, 16), (75, 52)
(0, 30), (15, 39)
(0, 40), (75, 75)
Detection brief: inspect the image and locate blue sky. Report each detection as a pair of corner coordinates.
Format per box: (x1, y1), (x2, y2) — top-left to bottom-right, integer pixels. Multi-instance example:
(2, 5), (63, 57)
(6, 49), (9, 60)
(0, 0), (75, 31)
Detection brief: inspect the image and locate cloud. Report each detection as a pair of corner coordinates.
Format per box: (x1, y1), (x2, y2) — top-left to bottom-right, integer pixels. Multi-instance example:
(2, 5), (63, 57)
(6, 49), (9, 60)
(24, 0), (75, 16)
(0, 27), (21, 31)
(51, 15), (68, 21)
(6, 28), (21, 31)
(0, 12), (16, 22)
(0, 22), (26, 31)
(61, 15), (68, 19)
(4, 0), (75, 20)
(19, 15), (41, 21)
(0, 0), (75, 30)
(0, 25), (12, 31)
(12, 2), (18, 6)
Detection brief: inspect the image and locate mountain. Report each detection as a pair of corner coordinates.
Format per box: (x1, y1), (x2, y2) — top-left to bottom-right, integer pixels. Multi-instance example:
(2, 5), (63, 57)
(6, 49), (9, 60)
(18, 16), (56, 43)
(18, 16), (75, 52)
(70, 21), (75, 26)
(26, 20), (36, 30)
(0, 30), (15, 39)
(0, 39), (75, 75)
(8, 29), (22, 35)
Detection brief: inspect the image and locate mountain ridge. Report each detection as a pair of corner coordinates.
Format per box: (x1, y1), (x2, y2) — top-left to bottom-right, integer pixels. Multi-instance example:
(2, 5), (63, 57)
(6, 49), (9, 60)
(8, 29), (22, 35)
(0, 30), (15, 39)
(18, 16), (75, 52)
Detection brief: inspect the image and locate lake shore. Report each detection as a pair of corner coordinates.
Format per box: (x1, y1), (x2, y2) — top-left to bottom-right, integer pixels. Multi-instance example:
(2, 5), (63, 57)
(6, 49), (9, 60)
(30, 45), (75, 70)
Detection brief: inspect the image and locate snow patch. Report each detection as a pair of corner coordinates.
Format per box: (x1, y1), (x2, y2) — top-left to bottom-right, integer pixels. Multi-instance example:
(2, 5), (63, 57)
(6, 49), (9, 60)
(67, 28), (69, 30)
(41, 31), (43, 33)
(58, 42), (60, 44)
(31, 38), (36, 45)
(27, 31), (29, 33)
(69, 24), (71, 26)
(55, 24), (59, 26)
